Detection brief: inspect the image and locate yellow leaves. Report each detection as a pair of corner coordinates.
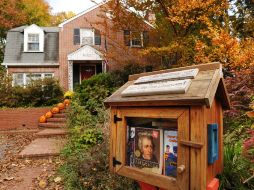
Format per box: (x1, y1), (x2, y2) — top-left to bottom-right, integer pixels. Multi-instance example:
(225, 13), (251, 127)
(194, 40), (210, 64)
(193, 27), (254, 68)
(165, 0), (228, 30)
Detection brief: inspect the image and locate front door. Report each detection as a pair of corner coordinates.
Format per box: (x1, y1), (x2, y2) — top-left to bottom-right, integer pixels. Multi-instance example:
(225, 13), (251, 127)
(80, 65), (96, 80)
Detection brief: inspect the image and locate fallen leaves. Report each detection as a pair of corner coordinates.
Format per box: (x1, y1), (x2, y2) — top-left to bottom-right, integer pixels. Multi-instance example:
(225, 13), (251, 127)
(39, 180), (47, 189)
(0, 132), (64, 189)
(54, 177), (62, 183)
(3, 176), (14, 181)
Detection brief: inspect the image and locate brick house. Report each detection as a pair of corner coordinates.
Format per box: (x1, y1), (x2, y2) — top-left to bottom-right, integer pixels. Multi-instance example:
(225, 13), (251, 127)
(3, 2), (153, 90)
(3, 24), (59, 86)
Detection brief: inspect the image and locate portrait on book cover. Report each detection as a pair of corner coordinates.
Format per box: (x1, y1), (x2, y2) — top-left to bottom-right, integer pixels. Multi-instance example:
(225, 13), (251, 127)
(130, 127), (163, 174)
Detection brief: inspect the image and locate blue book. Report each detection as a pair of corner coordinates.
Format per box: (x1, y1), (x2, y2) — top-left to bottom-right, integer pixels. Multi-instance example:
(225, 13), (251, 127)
(164, 130), (178, 177)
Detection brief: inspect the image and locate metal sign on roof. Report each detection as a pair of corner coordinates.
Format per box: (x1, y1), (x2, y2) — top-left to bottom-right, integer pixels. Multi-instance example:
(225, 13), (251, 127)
(121, 79), (192, 97)
(134, 68), (199, 84)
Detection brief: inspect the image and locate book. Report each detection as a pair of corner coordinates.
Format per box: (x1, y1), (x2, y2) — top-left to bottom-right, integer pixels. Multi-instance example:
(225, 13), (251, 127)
(126, 126), (135, 167)
(164, 130), (178, 177)
(129, 127), (163, 174)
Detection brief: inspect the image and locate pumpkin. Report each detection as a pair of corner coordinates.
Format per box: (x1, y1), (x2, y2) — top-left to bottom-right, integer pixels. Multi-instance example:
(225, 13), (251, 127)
(39, 115), (47, 123)
(45, 111), (53, 119)
(63, 99), (70, 106)
(57, 103), (65, 110)
(51, 107), (60, 114)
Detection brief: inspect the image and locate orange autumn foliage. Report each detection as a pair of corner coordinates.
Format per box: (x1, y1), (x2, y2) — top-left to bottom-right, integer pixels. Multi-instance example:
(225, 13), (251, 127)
(194, 30), (254, 69)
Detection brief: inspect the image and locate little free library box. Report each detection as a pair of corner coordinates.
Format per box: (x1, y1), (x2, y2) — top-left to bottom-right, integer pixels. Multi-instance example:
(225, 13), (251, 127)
(104, 62), (230, 190)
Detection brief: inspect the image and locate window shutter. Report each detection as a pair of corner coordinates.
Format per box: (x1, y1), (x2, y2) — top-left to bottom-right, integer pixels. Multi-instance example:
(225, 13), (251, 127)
(143, 31), (149, 47)
(94, 29), (101, 45)
(73, 28), (80, 45)
(124, 30), (130, 46)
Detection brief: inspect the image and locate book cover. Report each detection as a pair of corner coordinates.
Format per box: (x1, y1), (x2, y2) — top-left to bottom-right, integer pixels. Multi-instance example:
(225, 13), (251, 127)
(164, 130), (178, 177)
(127, 126), (135, 167)
(130, 127), (163, 174)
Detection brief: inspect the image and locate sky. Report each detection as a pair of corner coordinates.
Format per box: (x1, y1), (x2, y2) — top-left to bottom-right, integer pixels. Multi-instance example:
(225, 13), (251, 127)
(46, 0), (102, 14)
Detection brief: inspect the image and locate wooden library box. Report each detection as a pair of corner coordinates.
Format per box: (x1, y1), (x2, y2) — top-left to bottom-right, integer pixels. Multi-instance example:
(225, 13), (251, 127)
(104, 62), (230, 190)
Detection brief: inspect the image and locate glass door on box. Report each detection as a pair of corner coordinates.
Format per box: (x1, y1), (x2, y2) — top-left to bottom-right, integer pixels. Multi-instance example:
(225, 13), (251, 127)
(114, 107), (189, 190)
(126, 118), (178, 178)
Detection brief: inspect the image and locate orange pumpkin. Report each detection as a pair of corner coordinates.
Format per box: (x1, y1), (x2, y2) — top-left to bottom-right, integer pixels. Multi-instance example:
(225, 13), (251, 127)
(63, 99), (70, 106)
(51, 107), (60, 114)
(57, 103), (65, 110)
(39, 115), (47, 123)
(45, 111), (53, 118)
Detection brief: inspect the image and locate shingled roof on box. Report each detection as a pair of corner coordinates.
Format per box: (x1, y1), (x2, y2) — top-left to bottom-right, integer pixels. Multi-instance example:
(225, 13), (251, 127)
(105, 62), (230, 109)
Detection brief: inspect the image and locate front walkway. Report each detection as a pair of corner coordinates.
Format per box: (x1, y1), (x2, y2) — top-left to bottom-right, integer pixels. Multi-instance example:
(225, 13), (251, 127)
(0, 131), (65, 189)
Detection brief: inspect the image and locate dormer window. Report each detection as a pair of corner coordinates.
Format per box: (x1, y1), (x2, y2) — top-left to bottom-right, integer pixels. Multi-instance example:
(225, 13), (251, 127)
(28, 33), (39, 51)
(24, 24), (44, 52)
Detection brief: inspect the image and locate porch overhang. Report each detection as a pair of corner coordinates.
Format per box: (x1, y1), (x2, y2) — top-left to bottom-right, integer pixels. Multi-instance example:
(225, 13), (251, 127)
(67, 45), (103, 61)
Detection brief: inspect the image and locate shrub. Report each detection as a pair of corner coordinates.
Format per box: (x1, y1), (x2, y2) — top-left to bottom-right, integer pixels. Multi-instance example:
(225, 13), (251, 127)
(0, 76), (63, 107)
(243, 99), (254, 162)
(60, 74), (136, 190)
(218, 142), (254, 190)
(0, 70), (13, 107)
(60, 92), (137, 190)
(75, 73), (117, 113)
(220, 68), (254, 189)
(224, 68), (254, 121)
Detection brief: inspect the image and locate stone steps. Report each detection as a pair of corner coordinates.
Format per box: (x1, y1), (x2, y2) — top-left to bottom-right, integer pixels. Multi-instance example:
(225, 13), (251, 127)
(18, 104), (69, 159)
(36, 128), (68, 138)
(38, 123), (66, 128)
(52, 113), (66, 118)
(18, 138), (66, 158)
(47, 118), (66, 122)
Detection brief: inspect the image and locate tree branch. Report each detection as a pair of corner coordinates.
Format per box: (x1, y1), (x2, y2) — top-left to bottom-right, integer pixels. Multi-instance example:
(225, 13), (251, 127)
(155, 0), (178, 36)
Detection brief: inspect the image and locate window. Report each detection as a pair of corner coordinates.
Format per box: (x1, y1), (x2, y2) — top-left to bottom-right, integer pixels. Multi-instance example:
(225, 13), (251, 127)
(73, 28), (80, 45)
(44, 73), (53, 78)
(13, 73), (25, 86)
(26, 73), (42, 84)
(24, 24), (44, 52)
(124, 30), (131, 46)
(12, 73), (54, 87)
(28, 34), (39, 51)
(94, 29), (101, 45)
(73, 28), (101, 46)
(124, 30), (149, 47)
(80, 28), (94, 45)
(131, 31), (142, 47)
